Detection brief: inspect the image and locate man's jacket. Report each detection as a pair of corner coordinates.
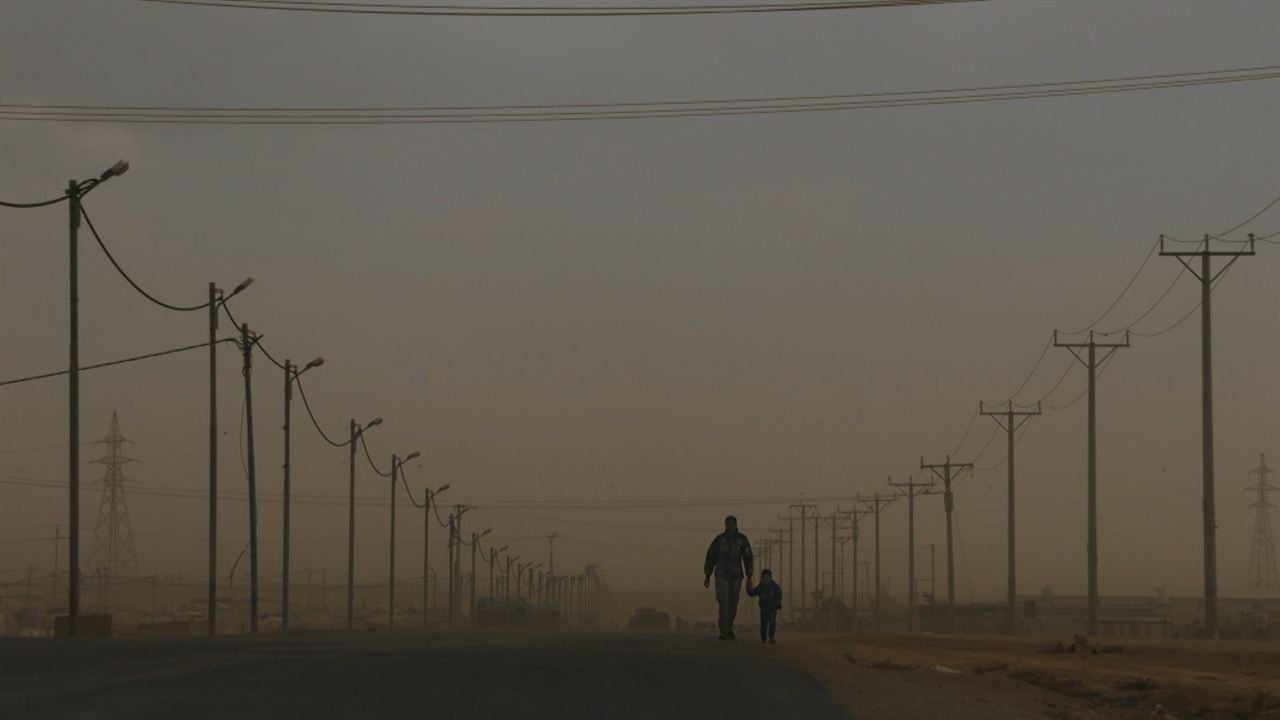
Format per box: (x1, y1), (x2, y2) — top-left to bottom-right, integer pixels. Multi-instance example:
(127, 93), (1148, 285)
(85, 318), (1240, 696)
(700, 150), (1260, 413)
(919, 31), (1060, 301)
(704, 532), (754, 580)
(746, 580), (783, 612)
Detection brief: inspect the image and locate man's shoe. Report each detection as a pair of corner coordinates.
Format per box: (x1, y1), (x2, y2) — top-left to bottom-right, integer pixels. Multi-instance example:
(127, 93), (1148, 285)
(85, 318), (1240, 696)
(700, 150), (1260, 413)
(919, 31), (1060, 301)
(727, 631), (735, 640)
(718, 633), (730, 641)
(768, 638), (777, 644)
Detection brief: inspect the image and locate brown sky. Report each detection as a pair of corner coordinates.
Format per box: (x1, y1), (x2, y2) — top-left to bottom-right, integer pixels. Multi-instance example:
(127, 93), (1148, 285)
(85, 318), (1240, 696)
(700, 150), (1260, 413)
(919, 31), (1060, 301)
(1, 0), (1278, 605)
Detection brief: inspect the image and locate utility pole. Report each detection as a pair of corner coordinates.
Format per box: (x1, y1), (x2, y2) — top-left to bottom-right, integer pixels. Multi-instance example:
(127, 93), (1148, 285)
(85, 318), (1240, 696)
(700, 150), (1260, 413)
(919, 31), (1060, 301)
(545, 532), (559, 575)
(813, 513), (821, 600)
(780, 516), (794, 620)
(389, 454), (398, 629)
(488, 546), (506, 600)
(1054, 330), (1129, 636)
(207, 282), (219, 637)
(451, 505), (471, 623)
(447, 513), (456, 625)
(505, 556), (518, 606)
(789, 504), (815, 613)
(421, 484), (448, 626)
(979, 400), (1041, 635)
(469, 529), (490, 625)
(858, 493), (896, 632)
(239, 323), (261, 634)
(53, 526), (61, 606)
(57, 162), (129, 638)
(281, 356), (322, 632)
(1159, 234), (1255, 638)
(838, 508), (869, 632)
(889, 475), (937, 633)
(282, 359), (293, 631)
(67, 178), (81, 639)
(771, 528), (786, 592)
(347, 416), (382, 630)
(471, 533), (478, 623)
(922, 455), (974, 634)
(203, 276), (250, 637)
(829, 512), (837, 605)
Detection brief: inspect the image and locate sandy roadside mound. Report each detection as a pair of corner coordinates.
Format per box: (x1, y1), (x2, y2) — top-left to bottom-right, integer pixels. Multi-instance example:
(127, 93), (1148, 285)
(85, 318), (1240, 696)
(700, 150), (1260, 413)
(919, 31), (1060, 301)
(762, 632), (1280, 720)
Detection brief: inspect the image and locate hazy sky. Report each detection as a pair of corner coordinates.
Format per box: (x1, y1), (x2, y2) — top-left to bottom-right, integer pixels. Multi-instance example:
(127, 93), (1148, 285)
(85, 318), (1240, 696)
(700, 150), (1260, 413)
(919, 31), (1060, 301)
(1, 0), (1278, 606)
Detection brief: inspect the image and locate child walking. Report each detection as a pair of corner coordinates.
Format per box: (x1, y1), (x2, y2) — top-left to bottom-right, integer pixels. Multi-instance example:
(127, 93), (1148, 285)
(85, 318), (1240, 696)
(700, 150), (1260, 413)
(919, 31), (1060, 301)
(745, 569), (782, 644)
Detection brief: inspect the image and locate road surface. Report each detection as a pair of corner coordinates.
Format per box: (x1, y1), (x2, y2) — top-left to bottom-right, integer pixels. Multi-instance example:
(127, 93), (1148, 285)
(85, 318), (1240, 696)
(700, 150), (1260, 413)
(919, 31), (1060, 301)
(0, 631), (849, 720)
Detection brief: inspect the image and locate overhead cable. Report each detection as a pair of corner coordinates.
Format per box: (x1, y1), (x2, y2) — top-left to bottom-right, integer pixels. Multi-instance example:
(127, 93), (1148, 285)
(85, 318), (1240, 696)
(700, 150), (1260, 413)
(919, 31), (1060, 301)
(4, 64), (1278, 125)
(0, 340), (233, 387)
(136, 0), (988, 17)
(80, 204), (210, 312)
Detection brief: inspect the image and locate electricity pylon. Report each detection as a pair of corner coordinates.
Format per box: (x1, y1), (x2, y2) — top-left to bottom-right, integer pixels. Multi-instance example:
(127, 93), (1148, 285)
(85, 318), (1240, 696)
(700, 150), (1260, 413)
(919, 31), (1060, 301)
(88, 411), (139, 608)
(1247, 454), (1278, 590)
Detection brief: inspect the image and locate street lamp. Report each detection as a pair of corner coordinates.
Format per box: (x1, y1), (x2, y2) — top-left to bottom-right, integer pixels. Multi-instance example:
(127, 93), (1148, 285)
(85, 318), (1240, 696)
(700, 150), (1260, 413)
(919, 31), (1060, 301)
(527, 563), (542, 603)
(64, 161), (129, 638)
(469, 528), (491, 624)
(205, 276), (252, 637)
(488, 544), (508, 600)
(505, 555), (520, 606)
(347, 416), (382, 630)
(387, 450), (421, 629)
(424, 482), (450, 627)
(280, 355), (323, 631)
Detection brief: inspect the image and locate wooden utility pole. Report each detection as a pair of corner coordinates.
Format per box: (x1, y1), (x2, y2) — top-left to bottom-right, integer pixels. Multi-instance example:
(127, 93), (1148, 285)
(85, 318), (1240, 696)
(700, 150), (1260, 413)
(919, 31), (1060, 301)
(979, 400), (1041, 635)
(922, 455), (973, 633)
(888, 475), (937, 633)
(789, 504), (815, 614)
(1158, 233), (1255, 638)
(1054, 330), (1129, 636)
(857, 493), (896, 632)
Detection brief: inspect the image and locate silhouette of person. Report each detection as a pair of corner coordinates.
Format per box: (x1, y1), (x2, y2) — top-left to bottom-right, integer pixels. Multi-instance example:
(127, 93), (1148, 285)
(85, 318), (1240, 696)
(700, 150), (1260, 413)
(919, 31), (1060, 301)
(703, 515), (753, 640)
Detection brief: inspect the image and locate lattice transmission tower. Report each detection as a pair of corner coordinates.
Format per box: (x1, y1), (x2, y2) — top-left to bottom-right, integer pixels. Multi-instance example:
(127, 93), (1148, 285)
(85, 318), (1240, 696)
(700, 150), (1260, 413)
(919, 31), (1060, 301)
(1247, 454), (1278, 590)
(88, 411), (139, 583)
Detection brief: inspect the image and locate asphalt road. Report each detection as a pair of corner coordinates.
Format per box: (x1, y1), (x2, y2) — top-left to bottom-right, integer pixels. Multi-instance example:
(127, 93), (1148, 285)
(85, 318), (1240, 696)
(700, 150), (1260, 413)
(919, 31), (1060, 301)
(0, 631), (849, 720)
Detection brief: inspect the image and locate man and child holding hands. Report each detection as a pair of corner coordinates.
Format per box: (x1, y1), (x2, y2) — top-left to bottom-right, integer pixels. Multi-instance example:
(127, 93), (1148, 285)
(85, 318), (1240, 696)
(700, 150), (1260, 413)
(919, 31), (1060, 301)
(703, 515), (783, 643)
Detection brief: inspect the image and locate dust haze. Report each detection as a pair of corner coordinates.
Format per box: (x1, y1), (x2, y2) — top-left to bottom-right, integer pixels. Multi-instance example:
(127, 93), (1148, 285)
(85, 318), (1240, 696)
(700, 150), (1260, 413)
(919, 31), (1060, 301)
(2, 0), (1278, 670)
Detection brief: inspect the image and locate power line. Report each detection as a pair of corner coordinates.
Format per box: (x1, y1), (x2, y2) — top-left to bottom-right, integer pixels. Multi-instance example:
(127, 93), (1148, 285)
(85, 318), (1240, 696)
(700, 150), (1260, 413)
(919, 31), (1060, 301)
(1213, 190), (1280, 238)
(397, 464), (426, 509)
(359, 433), (393, 478)
(219, 301), (290, 371)
(0, 339), (234, 387)
(290, 375), (350, 447)
(1061, 235), (1162, 336)
(5, 64), (1278, 125)
(0, 193), (70, 209)
(948, 407), (979, 457)
(80, 204), (210, 312)
(136, 0), (988, 17)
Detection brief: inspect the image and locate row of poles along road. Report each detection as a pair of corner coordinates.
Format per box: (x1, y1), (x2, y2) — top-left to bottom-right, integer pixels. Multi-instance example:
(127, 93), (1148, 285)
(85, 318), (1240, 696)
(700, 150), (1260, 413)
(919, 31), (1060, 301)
(0, 161), (609, 636)
(757, 230), (1261, 639)
(1, 162), (1270, 639)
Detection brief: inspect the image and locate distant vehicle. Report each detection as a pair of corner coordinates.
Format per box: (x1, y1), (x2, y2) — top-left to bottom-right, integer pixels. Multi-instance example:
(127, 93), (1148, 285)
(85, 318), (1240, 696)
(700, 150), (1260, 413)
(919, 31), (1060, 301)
(627, 607), (671, 631)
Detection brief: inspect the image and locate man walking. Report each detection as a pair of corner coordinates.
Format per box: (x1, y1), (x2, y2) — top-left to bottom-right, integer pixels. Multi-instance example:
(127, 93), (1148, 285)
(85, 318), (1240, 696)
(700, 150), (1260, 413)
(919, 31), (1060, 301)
(703, 515), (753, 640)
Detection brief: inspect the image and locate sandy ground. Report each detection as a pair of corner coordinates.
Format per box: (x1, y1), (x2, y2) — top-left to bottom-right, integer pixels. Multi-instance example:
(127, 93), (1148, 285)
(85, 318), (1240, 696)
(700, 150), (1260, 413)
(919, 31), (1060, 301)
(769, 632), (1280, 720)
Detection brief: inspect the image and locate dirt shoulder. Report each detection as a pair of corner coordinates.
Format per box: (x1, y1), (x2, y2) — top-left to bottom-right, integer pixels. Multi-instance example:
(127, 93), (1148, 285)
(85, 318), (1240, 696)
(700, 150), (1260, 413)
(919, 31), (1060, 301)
(763, 632), (1280, 720)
